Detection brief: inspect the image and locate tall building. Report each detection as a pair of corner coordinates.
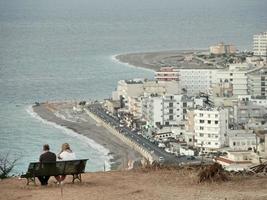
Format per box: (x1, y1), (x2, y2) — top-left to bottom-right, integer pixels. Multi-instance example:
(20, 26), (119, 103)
(194, 107), (228, 152)
(253, 31), (267, 61)
(213, 64), (252, 97)
(142, 94), (189, 128)
(248, 68), (267, 98)
(178, 69), (217, 96)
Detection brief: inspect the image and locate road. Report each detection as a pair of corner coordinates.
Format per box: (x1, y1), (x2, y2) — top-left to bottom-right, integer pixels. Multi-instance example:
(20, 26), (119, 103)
(87, 103), (201, 165)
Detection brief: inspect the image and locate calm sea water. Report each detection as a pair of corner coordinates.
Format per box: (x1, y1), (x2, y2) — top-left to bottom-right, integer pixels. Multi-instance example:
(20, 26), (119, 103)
(0, 0), (266, 174)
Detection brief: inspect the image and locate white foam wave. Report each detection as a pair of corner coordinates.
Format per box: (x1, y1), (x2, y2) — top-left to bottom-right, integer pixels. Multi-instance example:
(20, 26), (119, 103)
(26, 105), (112, 170)
(110, 54), (155, 73)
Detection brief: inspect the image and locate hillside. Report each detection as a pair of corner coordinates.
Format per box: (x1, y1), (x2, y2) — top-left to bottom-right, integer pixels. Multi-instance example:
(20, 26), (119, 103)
(1, 169), (267, 200)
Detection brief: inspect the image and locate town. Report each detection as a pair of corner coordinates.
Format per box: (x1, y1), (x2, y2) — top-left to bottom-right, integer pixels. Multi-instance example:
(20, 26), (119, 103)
(82, 31), (267, 172)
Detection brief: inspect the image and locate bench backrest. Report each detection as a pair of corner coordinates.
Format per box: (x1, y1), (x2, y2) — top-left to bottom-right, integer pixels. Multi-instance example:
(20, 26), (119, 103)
(27, 159), (88, 176)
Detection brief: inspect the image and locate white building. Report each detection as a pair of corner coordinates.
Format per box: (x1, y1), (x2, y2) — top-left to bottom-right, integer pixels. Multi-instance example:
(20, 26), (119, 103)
(228, 130), (257, 151)
(178, 69), (217, 96)
(113, 79), (180, 113)
(194, 107), (229, 152)
(248, 68), (267, 98)
(155, 67), (179, 81)
(213, 64), (255, 97)
(253, 31), (267, 61)
(142, 94), (187, 128)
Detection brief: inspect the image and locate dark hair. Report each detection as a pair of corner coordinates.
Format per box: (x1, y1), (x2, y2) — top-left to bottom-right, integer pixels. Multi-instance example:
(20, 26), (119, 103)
(43, 144), (50, 151)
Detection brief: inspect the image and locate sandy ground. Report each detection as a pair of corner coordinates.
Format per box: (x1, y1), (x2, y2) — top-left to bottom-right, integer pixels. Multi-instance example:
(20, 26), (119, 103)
(33, 102), (142, 170)
(1, 169), (267, 200)
(115, 50), (213, 71)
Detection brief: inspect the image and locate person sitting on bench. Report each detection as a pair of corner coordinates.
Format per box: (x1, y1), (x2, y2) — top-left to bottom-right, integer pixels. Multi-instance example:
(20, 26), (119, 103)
(38, 144), (56, 186)
(55, 143), (76, 183)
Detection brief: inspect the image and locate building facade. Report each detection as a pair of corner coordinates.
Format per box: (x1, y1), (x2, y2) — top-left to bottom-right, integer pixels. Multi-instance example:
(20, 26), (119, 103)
(194, 107), (228, 152)
(253, 31), (267, 61)
(210, 42), (236, 55)
(178, 69), (216, 96)
(248, 68), (267, 98)
(155, 67), (179, 81)
(142, 94), (188, 128)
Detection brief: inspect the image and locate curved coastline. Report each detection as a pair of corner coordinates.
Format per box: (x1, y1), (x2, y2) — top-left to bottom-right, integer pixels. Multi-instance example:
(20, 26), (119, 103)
(26, 105), (112, 171)
(113, 49), (211, 71)
(29, 102), (142, 171)
(110, 54), (155, 73)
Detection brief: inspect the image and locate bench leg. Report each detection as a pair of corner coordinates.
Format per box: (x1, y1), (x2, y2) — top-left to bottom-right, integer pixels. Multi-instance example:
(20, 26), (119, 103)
(26, 177), (36, 185)
(72, 174), (82, 183)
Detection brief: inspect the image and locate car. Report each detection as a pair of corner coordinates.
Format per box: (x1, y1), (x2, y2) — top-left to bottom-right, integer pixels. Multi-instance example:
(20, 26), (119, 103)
(159, 157), (165, 163)
(187, 156), (196, 160)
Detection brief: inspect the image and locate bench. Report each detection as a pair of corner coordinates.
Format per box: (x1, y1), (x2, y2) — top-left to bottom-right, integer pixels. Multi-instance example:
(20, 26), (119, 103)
(21, 159), (88, 185)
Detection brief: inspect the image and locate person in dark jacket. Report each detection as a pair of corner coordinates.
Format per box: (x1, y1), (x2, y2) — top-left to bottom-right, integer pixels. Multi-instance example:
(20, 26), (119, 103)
(38, 144), (56, 185)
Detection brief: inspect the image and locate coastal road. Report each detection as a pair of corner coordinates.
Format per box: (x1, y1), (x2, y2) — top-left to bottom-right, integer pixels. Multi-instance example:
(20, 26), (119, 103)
(87, 103), (198, 165)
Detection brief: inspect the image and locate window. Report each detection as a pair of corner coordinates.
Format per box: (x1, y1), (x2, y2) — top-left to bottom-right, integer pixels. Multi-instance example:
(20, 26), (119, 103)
(215, 120), (218, 124)
(200, 126), (204, 130)
(169, 102), (173, 107)
(215, 114), (218, 118)
(208, 120), (211, 124)
(200, 120), (204, 123)
(200, 113), (203, 117)
(169, 115), (173, 120)
(200, 133), (204, 137)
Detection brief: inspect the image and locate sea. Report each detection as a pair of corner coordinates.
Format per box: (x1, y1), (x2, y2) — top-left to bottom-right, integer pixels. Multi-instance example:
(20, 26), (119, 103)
(0, 0), (266, 174)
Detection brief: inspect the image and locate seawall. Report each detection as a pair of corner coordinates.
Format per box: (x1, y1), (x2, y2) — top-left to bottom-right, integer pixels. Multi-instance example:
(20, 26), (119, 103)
(85, 108), (155, 163)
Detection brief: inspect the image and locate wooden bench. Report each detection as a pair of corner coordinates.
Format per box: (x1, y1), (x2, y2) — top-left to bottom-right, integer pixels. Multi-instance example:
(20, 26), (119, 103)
(21, 159), (88, 185)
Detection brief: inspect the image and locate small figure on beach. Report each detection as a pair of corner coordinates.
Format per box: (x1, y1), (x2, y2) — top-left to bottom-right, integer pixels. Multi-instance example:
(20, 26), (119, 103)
(55, 143), (76, 183)
(38, 144), (56, 186)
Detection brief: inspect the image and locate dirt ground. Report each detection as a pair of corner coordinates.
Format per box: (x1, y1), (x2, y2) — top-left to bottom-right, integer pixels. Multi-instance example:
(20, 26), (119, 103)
(1, 169), (267, 200)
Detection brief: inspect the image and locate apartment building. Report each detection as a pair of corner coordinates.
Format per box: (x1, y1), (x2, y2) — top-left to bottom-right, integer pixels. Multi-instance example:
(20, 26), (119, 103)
(155, 67), (179, 81)
(113, 79), (180, 112)
(213, 64), (252, 97)
(194, 107), (228, 152)
(228, 130), (256, 151)
(178, 69), (217, 96)
(248, 68), (267, 98)
(253, 31), (267, 60)
(142, 94), (188, 128)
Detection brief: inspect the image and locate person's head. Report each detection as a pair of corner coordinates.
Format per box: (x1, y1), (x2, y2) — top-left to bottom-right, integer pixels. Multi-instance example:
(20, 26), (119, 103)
(61, 143), (72, 152)
(43, 144), (50, 151)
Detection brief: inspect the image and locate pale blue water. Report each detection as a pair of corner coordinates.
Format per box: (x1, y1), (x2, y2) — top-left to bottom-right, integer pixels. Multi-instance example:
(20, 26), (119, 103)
(0, 0), (267, 174)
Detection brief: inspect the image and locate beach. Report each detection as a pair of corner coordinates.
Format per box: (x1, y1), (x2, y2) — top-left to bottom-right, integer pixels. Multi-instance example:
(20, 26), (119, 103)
(33, 102), (142, 170)
(115, 50), (213, 71)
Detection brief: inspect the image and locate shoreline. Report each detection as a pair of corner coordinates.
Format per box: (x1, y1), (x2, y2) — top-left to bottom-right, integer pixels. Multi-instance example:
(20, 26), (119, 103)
(114, 49), (213, 71)
(32, 102), (142, 171)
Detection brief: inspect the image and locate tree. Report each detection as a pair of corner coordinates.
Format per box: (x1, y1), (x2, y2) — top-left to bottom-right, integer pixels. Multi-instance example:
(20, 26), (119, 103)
(0, 153), (18, 179)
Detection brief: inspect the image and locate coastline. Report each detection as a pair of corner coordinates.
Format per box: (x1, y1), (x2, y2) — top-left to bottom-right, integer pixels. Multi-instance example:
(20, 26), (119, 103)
(32, 102), (142, 171)
(114, 49), (212, 71)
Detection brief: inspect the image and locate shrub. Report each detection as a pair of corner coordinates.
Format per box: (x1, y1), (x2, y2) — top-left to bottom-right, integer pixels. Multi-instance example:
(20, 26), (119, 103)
(0, 153), (18, 179)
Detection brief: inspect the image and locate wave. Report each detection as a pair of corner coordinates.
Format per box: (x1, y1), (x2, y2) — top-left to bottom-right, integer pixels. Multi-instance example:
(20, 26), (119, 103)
(25, 105), (112, 170)
(110, 54), (155, 73)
